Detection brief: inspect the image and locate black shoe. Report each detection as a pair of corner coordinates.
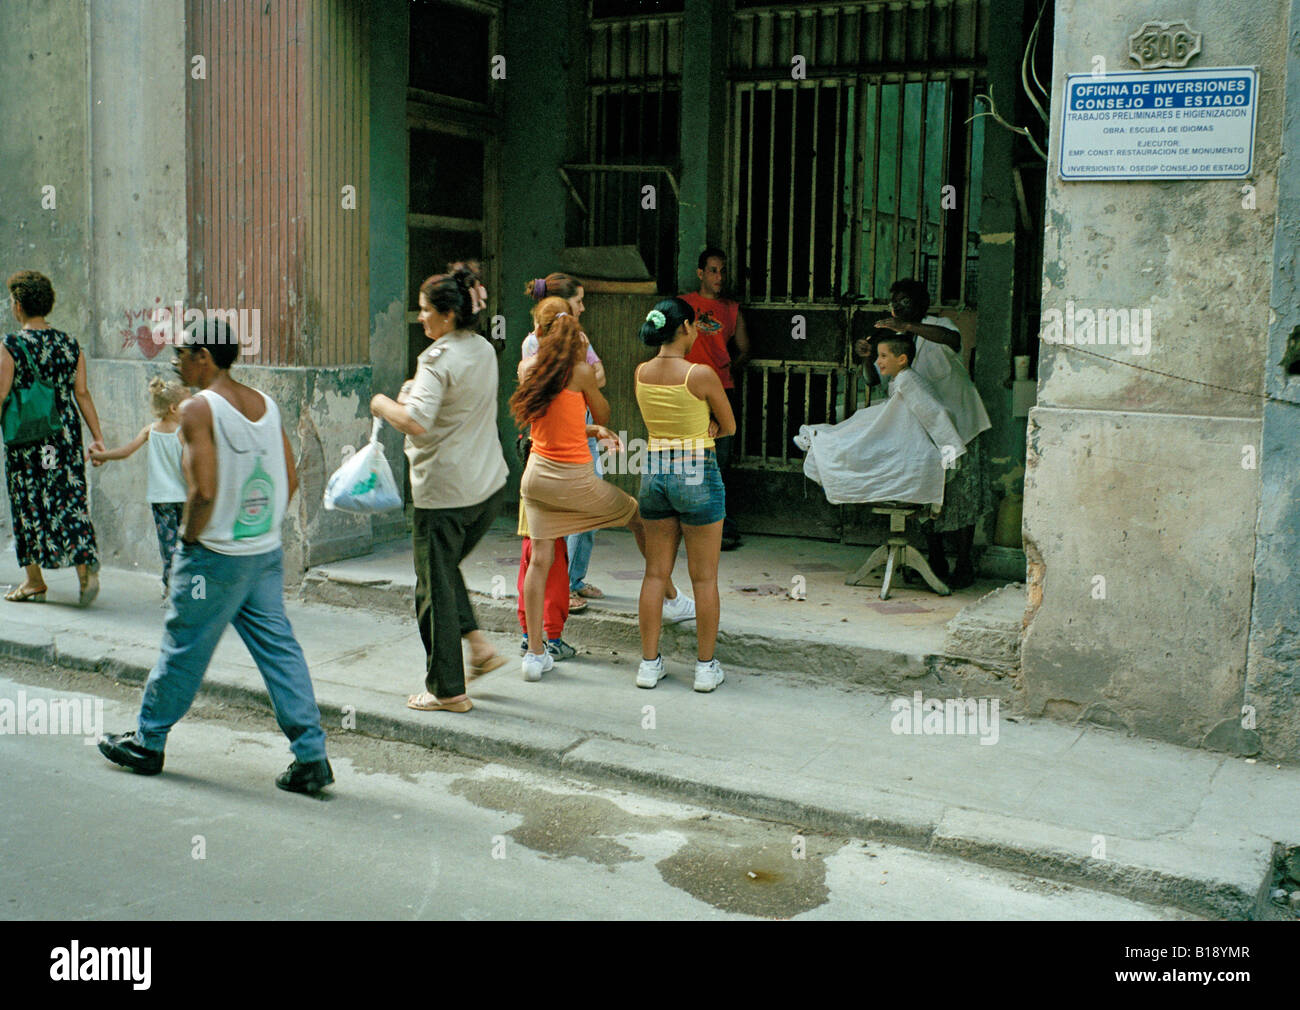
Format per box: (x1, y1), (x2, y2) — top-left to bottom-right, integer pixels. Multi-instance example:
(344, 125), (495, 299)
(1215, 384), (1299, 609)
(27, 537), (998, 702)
(98, 731), (164, 775)
(948, 566), (976, 590)
(276, 758), (334, 795)
(721, 534), (743, 551)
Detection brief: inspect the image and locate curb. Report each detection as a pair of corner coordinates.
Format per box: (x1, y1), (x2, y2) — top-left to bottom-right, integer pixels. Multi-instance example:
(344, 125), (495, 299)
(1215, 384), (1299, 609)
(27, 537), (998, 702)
(9, 626), (1266, 919)
(298, 571), (1023, 704)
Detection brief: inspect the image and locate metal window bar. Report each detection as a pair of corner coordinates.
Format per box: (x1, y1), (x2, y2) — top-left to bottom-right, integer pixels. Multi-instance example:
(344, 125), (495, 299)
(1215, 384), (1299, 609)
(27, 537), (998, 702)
(582, 11), (682, 290)
(730, 70), (982, 308)
(730, 1), (986, 75)
(737, 360), (847, 468)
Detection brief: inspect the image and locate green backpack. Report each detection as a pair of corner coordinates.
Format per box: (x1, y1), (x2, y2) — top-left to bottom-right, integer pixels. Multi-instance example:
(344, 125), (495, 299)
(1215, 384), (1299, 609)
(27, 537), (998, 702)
(2, 335), (63, 447)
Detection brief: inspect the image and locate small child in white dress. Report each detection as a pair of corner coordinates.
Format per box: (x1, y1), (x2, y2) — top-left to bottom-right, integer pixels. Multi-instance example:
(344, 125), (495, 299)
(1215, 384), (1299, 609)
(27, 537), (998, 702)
(88, 378), (190, 595)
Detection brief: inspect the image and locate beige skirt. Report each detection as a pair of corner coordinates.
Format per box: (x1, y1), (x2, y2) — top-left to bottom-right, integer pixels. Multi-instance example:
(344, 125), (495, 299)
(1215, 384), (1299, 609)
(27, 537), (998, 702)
(521, 453), (637, 540)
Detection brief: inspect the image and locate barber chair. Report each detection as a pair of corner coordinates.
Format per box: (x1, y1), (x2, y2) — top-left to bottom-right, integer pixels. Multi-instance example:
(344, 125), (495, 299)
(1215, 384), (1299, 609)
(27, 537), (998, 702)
(845, 503), (951, 601)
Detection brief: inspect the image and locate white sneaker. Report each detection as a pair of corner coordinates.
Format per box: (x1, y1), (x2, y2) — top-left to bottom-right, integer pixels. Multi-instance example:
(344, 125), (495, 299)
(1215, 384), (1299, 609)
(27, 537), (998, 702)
(693, 659), (725, 693)
(662, 593), (696, 624)
(636, 655), (666, 689)
(521, 650), (554, 682)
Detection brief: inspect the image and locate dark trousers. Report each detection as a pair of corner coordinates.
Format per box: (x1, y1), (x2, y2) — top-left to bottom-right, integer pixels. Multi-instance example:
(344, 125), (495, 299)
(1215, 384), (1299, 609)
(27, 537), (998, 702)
(714, 386), (741, 540)
(412, 486), (504, 697)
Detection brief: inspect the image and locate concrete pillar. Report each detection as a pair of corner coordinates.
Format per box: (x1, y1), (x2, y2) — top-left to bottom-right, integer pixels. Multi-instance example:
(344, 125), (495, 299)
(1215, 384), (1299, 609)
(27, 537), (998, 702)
(369, 0), (410, 544)
(1245, 0), (1300, 762)
(677, 0), (729, 292)
(498, 0), (585, 496)
(974, 0), (1025, 534)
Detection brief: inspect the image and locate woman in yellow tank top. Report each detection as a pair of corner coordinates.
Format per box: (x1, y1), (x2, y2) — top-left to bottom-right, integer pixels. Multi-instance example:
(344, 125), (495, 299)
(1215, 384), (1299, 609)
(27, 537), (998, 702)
(633, 298), (736, 694)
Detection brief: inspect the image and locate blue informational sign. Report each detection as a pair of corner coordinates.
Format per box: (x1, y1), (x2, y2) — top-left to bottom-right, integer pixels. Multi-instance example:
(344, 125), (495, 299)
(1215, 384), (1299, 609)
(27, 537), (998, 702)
(1059, 66), (1258, 180)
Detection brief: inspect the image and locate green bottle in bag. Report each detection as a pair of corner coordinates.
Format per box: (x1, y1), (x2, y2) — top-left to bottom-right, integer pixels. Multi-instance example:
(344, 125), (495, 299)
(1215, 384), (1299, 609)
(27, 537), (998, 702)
(233, 455), (275, 540)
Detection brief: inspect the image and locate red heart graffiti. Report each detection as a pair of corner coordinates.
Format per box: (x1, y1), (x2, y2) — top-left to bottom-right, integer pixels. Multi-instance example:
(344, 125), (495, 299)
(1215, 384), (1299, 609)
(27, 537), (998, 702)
(134, 324), (165, 359)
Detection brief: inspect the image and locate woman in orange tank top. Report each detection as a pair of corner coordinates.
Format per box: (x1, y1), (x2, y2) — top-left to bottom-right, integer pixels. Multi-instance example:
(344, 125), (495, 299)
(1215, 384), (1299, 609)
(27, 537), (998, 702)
(510, 311), (690, 683)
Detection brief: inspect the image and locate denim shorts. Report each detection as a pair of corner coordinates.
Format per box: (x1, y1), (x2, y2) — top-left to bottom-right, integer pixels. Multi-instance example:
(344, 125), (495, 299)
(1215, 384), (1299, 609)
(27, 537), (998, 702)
(637, 450), (726, 526)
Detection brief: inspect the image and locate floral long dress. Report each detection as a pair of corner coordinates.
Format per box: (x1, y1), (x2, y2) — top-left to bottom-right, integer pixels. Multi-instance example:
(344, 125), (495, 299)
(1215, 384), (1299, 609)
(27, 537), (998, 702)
(2, 329), (99, 568)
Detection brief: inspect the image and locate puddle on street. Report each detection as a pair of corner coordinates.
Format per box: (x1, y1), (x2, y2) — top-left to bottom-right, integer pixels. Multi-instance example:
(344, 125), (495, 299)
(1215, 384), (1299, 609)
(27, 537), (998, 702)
(656, 840), (831, 918)
(450, 777), (642, 868)
(451, 775), (832, 917)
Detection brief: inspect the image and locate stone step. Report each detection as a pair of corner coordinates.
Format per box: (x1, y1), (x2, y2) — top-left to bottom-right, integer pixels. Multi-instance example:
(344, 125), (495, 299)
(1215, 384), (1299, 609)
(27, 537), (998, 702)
(300, 531), (1028, 707)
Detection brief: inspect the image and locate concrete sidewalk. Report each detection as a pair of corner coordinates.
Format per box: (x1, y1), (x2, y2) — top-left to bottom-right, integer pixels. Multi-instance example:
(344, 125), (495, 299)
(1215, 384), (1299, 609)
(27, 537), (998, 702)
(302, 518), (1027, 702)
(0, 556), (1294, 919)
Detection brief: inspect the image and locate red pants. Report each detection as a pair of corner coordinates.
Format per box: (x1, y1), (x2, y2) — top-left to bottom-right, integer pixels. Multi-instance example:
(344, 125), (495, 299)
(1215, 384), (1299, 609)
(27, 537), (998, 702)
(517, 537), (570, 640)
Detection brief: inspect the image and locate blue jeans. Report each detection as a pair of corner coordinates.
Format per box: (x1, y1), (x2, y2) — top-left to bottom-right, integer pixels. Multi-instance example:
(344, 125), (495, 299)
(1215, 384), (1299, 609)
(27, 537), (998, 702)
(566, 436), (601, 592)
(135, 544), (327, 762)
(637, 450), (727, 526)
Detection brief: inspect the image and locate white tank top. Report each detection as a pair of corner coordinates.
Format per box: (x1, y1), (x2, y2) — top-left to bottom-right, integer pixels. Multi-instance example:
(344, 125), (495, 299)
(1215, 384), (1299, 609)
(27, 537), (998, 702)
(146, 427), (187, 503)
(195, 388), (289, 556)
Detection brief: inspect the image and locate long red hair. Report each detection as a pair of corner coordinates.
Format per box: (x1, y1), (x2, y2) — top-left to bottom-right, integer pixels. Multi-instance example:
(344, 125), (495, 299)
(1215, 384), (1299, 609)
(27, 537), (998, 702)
(510, 310), (586, 427)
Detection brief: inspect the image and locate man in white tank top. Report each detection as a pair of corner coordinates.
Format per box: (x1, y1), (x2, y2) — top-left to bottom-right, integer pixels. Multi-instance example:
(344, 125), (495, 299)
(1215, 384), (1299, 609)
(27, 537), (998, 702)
(98, 318), (332, 794)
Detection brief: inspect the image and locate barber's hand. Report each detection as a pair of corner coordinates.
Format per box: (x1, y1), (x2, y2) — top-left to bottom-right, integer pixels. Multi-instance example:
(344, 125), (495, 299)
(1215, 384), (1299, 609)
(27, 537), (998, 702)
(853, 338), (873, 359)
(875, 317), (910, 332)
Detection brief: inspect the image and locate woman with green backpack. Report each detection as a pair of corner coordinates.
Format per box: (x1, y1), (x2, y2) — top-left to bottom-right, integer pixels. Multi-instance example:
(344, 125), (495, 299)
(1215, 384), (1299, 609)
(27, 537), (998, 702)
(0, 270), (106, 604)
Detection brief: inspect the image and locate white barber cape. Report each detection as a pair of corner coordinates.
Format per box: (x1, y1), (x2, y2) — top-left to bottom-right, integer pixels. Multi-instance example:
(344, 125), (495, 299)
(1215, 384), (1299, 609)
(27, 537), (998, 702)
(796, 367), (965, 506)
(911, 317), (991, 446)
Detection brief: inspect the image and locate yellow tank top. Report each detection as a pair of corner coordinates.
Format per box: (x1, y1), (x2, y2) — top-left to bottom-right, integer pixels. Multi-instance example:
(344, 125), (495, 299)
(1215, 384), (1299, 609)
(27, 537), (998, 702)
(635, 362), (715, 452)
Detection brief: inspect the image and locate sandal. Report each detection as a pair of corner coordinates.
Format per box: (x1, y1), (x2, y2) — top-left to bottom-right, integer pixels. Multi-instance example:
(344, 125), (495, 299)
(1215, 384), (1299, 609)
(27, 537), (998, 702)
(4, 584), (47, 603)
(79, 572), (100, 607)
(407, 692), (473, 712)
(575, 583), (604, 599)
(568, 593), (588, 613)
(467, 653), (507, 679)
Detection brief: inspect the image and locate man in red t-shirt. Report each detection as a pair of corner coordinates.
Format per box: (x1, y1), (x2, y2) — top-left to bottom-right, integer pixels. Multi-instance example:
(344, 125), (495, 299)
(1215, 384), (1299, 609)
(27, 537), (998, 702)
(681, 247), (749, 550)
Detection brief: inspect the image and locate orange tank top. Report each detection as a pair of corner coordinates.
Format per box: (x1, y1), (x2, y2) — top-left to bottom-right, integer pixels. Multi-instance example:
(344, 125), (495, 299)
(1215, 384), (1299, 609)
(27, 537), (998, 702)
(530, 388), (593, 464)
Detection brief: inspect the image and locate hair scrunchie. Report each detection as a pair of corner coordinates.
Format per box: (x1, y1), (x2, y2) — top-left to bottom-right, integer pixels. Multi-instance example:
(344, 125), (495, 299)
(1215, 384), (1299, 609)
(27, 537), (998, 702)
(532, 278), (548, 300)
(645, 309), (666, 328)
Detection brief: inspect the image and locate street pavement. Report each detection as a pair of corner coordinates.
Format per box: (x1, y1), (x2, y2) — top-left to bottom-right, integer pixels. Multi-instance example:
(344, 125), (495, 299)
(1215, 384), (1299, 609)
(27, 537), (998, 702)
(0, 669), (1195, 920)
(0, 540), (1296, 918)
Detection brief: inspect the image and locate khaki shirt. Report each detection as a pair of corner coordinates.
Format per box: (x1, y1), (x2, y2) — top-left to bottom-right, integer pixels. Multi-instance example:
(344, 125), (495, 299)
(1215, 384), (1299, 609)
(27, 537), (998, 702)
(403, 330), (508, 509)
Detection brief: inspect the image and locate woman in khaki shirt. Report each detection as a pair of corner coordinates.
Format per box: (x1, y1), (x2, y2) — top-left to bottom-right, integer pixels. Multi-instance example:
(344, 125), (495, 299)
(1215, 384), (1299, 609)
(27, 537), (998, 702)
(370, 263), (509, 713)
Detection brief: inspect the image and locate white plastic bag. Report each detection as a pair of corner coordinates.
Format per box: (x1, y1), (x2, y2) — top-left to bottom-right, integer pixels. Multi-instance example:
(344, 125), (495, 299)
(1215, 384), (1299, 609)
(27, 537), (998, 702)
(323, 418), (402, 513)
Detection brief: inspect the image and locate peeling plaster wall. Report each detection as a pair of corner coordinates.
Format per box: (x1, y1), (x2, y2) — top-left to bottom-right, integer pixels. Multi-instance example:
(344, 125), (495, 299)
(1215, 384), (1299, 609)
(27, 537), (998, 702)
(0, 1), (92, 561)
(1023, 1), (1291, 757)
(90, 362), (375, 584)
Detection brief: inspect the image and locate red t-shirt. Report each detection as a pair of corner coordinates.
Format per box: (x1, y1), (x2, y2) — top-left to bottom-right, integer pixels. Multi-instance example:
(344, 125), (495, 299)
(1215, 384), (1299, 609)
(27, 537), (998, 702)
(681, 292), (739, 389)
